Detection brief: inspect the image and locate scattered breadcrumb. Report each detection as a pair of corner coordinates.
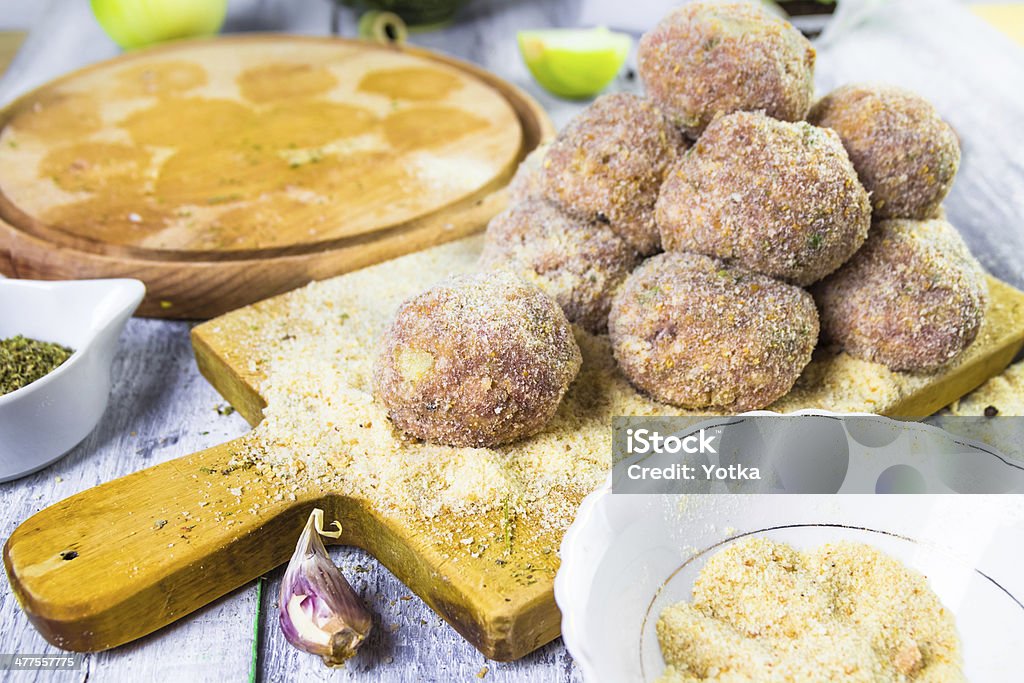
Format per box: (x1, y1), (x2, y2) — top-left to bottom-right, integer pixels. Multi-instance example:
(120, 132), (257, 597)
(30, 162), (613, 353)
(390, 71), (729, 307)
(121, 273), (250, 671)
(946, 360), (1024, 417)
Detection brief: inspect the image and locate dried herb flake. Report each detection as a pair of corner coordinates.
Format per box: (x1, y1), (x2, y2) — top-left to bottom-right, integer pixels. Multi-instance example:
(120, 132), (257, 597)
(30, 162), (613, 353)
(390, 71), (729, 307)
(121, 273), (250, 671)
(0, 335), (74, 396)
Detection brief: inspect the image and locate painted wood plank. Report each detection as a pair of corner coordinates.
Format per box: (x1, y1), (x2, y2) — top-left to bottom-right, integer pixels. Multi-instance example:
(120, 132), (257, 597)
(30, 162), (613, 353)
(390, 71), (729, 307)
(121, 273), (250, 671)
(0, 320), (255, 683)
(256, 546), (582, 682)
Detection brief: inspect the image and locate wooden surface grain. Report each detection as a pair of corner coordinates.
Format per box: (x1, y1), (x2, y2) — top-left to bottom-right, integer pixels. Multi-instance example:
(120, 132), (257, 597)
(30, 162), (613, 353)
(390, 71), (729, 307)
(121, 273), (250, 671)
(2, 1), (1024, 682)
(0, 35), (552, 319)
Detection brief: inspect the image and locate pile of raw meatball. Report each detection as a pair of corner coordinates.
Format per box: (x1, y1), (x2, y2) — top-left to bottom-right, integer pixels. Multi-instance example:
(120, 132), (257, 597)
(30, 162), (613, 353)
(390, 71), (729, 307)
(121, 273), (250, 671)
(374, 1), (988, 448)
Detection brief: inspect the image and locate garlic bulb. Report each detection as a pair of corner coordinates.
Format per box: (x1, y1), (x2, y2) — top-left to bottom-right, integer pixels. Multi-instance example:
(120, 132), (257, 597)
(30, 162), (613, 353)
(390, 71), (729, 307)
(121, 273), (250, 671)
(279, 508), (372, 666)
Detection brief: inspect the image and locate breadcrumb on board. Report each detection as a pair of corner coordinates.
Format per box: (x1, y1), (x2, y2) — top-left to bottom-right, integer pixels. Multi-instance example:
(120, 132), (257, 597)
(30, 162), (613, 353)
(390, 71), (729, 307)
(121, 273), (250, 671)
(947, 360), (1024, 417)
(193, 236), (1024, 567)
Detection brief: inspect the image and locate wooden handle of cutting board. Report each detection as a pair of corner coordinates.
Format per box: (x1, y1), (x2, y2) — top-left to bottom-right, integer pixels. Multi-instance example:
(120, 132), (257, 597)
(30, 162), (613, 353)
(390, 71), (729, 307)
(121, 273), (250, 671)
(3, 438), (555, 658)
(2, 439), (309, 651)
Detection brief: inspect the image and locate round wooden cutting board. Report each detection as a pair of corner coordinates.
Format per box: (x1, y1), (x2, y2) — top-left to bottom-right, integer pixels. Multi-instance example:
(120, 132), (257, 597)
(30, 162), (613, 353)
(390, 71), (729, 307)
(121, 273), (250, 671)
(0, 35), (552, 318)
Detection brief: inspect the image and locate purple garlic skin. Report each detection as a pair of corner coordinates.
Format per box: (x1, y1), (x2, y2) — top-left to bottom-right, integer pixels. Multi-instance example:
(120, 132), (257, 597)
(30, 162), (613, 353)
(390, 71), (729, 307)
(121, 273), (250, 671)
(279, 509), (373, 666)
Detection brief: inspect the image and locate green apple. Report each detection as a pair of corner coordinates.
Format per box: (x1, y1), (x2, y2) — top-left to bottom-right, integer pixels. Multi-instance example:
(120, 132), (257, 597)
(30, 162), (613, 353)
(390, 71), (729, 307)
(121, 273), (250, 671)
(517, 27), (632, 100)
(90, 0), (229, 50)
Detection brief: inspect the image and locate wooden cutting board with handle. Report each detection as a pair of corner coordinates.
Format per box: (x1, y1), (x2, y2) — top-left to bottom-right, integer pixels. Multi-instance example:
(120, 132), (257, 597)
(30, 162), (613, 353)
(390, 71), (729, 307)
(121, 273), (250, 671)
(5, 236), (1024, 661)
(0, 35), (551, 319)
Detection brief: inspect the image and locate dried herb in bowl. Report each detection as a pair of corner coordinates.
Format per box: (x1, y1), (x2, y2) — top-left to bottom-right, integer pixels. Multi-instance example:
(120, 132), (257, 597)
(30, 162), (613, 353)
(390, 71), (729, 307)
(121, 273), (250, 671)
(0, 335), (74, 396)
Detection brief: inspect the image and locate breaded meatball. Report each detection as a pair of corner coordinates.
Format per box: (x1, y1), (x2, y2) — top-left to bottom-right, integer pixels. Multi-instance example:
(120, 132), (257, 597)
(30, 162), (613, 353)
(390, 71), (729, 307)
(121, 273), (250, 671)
(374, 270), (581, 447)
(638, 1), (815, 137)
(813, 218), (988, 372)
(657, 111), (871, 286)
(479, 198), (638, 334)
(808, 83), (961, 219)
(507, 142), (549, 204)
(608, 252), (819, 412)
(541, 92), (685, 256)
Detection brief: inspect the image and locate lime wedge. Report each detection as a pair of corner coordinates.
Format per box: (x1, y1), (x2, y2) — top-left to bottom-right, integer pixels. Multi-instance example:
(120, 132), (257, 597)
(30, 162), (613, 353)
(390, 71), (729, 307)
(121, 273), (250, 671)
(518, 27), (632, 100)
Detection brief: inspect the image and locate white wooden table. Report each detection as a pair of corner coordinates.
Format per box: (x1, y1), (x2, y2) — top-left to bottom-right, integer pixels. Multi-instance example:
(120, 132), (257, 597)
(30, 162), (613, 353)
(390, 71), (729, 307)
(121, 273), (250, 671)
(2, 1), (1023, 681)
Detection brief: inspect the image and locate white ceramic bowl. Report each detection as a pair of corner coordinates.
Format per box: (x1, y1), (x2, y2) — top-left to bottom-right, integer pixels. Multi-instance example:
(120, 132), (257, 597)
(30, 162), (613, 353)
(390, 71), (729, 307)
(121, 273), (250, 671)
(555, 415), (1024, 683)
(0, 278), (144, 481)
